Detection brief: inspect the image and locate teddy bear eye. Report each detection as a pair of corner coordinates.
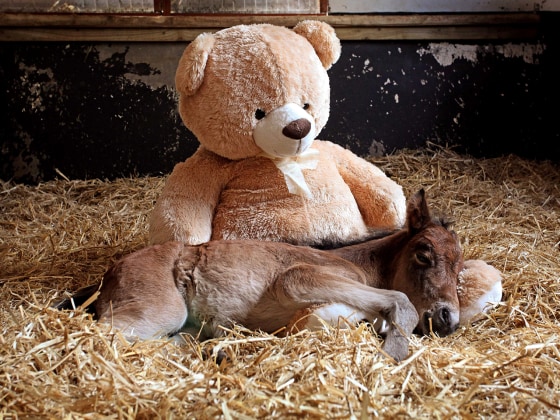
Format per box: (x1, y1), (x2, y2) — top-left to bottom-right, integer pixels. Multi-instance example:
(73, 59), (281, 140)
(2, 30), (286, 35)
(255, 109), (266, 120)
(303, 103), (310, 110)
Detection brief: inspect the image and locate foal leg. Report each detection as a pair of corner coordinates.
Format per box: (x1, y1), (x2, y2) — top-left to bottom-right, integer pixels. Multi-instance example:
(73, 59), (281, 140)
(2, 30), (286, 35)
(272, 264), (419, 362)
(287, 303), (388, 334)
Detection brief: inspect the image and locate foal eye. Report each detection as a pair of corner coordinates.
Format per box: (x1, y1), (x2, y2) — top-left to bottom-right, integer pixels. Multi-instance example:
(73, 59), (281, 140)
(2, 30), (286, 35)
(255, 109), (266, 120)
(303, 103), (310, 110)
(415, 252), (432, 266)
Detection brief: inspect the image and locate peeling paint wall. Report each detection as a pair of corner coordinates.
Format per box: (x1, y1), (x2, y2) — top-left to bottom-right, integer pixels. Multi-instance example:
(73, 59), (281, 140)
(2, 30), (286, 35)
(1, 21), (559, 183)
(328, 37), (559, 160)
(1, 43), (195, 183)
(416, 42), (545, 66)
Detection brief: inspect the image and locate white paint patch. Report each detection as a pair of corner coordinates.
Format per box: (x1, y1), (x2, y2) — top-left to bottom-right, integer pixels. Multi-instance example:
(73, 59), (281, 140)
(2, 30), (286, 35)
(18, 63), (60, 113)
(417, 42), (545, 67)
(417, 43), (479, 66)
(369, 140), (386, 157)
(362, 58), (373, 74)
(496, 42), (546, 64)
(97, 44), (185, 88)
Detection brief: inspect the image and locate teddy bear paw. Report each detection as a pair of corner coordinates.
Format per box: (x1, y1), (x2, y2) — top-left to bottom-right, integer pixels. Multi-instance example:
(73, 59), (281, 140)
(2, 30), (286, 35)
(458, 259), (503, 325)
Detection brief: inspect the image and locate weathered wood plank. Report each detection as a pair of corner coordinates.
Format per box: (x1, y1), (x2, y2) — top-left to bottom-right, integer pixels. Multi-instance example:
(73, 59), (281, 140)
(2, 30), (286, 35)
(0, 12), (540, 28)
(334, 26), (539, 41)
(0, 25), (539, 42)
(0, 12), (541, 41)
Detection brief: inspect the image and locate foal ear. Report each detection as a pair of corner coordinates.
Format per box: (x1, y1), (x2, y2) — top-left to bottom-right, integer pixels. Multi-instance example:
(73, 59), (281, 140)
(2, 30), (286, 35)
(407, 189), (431, 232)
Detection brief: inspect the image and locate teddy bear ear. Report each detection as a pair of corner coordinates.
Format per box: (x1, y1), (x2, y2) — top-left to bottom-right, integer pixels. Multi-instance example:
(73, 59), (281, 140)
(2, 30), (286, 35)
(293, 20), (341, 70)
(175, 32), (216, 96)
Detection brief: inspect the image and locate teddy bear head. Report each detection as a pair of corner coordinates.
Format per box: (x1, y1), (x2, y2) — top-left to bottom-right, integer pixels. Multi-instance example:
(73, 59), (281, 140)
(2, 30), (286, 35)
(175, 21), (341, 160)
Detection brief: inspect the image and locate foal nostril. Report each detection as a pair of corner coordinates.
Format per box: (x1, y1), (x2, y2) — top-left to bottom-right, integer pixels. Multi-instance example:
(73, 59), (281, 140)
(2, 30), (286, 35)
(424, 307), (458, 337)
(282, 118), (311, 139)
(438, 307), (450, 325)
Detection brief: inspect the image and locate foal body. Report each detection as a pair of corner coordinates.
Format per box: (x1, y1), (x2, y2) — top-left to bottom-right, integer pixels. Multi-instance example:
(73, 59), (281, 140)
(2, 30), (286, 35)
(91, 239), (418, 362)
(59, 190), (463, 362)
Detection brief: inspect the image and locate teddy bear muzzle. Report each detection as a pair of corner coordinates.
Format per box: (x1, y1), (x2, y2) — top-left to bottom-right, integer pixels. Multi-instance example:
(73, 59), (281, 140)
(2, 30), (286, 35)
(253, 103), (316, 158)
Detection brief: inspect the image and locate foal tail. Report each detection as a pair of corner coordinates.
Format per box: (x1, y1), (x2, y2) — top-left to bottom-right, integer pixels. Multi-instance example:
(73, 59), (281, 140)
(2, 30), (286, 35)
(53, 283), (101, 317)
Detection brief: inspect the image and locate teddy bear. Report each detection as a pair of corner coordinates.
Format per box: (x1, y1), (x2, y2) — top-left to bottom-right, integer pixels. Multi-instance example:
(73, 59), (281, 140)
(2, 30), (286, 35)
(148, 20), (406, 248)
(148, 21), (502, 328)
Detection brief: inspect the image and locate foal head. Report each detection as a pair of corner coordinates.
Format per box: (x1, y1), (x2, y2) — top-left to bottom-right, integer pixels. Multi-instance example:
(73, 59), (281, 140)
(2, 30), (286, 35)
(391, 189), (464, 337)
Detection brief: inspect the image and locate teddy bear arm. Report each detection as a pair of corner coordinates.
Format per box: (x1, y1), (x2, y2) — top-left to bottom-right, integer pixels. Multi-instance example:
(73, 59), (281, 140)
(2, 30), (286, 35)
(318, 141), (406, 229)
(149, 151), (230, 245)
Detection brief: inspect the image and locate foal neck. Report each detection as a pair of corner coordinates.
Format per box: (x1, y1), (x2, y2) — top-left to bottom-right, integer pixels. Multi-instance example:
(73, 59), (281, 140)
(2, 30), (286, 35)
(329, 229), (411, 289)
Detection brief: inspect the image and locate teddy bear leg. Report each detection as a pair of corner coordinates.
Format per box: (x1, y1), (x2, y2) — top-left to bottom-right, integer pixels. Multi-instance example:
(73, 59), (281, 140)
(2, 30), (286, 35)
(458, 259), (503, 325)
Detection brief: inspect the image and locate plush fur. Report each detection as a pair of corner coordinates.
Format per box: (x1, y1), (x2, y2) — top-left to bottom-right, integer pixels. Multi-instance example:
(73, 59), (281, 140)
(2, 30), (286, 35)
(149, 21), (405, 247)
(149, 21), (502, 326)
(458, 259), (503, 324)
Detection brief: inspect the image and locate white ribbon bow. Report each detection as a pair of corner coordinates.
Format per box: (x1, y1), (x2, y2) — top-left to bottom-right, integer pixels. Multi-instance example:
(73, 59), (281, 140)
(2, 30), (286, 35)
(260, 148), (320, 199)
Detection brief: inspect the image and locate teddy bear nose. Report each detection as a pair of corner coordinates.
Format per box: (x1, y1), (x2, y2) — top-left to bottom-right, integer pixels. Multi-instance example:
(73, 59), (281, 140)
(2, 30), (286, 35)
(282, 118), (312, 140)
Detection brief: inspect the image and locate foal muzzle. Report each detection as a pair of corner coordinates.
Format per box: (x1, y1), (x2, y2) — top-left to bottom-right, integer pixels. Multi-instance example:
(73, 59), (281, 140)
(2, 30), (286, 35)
(421, 304), (460, 337)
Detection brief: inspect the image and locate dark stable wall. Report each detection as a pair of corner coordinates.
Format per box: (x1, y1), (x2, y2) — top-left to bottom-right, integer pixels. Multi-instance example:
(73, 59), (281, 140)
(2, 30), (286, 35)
(1, 15), (559, 184)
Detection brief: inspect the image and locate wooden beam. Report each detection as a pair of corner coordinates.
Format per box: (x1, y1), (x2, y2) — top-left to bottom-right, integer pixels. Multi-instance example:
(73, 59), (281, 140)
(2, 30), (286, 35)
(0, 12), (541, 28)
(334, 26), (539, 41)
(0, 26), (540, 42)
(0, 12), (541, 41)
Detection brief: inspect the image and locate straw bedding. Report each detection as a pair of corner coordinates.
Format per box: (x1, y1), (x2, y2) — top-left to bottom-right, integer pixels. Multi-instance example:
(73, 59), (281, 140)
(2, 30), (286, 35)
(1, 147), (559, 418)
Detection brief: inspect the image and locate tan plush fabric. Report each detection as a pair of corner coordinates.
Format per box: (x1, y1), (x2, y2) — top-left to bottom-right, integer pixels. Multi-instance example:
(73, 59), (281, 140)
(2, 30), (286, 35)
(150, 21), (405, 246)
(458, 259), (503, 325)
(150, 140), (405, 246)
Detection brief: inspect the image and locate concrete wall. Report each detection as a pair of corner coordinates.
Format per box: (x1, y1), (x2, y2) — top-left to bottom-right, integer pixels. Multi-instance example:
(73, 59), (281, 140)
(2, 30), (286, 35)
(2, 15), (559, 183)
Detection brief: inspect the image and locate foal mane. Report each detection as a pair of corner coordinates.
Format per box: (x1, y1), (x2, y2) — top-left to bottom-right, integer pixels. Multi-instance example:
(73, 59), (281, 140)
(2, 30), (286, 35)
(313, 228), (398, 250)
(316, 214), (454, 251)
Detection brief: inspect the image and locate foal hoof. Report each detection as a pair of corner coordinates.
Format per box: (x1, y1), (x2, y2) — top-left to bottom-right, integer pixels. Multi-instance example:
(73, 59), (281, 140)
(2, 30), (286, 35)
(381, 333), (410, 363)
(202, 345), (229, 366)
